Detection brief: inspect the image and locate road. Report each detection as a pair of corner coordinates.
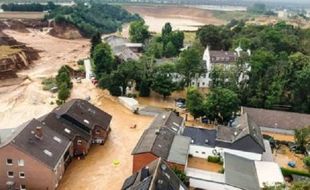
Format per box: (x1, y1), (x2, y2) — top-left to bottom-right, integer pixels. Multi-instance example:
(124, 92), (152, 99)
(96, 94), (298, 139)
(84, 59), (93, 80)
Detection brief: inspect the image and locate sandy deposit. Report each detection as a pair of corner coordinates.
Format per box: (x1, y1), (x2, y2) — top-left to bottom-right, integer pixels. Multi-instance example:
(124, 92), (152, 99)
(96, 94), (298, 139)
(0, 29), (89, 129)
(123, 5), (225, 33)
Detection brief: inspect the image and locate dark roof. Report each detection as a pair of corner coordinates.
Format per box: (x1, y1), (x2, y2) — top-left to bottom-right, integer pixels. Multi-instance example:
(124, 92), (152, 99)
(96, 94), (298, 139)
(12, 119), (71, 169)
(132, 127), (175, 159)
(122, 158), (188, 190)
(132, 111), (189, 164)
(216, 113), (265, 153)
(53, 99), (112, 131)
(149, 111), (184, 133)
(183, 127), (217, 147)
(181, 114), (265, 154)
(224, 153), (260, 190)
(209, 50), (238, 64)
(243, 107), (310, 131)
(40, 112), (91, 142)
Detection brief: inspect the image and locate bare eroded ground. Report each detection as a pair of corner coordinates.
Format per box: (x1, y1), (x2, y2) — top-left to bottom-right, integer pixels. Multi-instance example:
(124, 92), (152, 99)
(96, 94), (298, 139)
(0, 29), (89, 129)
(188, 157), (222, 173)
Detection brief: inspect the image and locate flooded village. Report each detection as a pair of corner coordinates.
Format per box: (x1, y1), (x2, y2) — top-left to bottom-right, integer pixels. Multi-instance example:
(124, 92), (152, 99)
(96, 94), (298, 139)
(0, 1), (310, 190)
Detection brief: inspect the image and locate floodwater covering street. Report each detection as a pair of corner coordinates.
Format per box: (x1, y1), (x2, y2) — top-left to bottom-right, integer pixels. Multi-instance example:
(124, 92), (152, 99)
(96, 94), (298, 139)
(58, 90), (153, 190)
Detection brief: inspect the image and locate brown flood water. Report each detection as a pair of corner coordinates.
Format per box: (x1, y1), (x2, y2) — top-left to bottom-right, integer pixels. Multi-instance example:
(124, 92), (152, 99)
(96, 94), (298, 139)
(58, 90), (153, 190)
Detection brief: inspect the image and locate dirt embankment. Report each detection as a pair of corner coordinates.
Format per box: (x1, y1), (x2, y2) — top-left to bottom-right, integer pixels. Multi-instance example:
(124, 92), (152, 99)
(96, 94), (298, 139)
(48, 20), (83, 39)
(0, 24), (40, 79)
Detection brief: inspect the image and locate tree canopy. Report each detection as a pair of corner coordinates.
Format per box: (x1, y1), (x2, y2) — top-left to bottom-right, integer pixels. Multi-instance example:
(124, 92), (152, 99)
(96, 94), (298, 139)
(129, 20), (150, 43)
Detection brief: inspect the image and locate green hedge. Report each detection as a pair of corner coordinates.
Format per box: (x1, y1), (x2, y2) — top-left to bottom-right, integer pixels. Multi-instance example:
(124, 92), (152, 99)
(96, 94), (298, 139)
(208, 156), (221, 163)
(281, 167), (310, 177)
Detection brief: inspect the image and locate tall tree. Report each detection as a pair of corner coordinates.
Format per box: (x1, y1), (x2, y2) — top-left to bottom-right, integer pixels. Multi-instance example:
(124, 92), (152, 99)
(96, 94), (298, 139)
(204, 88), (240, 123)
(176, 48), (203, 86)
(186, 87), (205, 119)
(90, 32), (102, 57)
(93, 43), (115, 76)
(129, 20), (150, 43)
(151, 64), (176, 99)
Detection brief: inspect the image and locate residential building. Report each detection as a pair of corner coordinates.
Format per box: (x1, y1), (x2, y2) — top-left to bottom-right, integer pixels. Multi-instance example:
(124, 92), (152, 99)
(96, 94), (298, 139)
(122, 158), (188, 190)
(187, 153), (284, 190)
(183, 113), (266, 161)
(0, 99), (112, 190)
(242, 106), (310, 135)
(0, 119), (71, 190)
(131, 111), (191, 173)
(191, 46), (251, 88)
(104, 35), (140, 62)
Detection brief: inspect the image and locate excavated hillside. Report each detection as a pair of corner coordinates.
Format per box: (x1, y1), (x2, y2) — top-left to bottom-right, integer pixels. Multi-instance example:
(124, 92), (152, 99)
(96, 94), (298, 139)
(48, 20), (82, 39)
(0, 23), (40, 79)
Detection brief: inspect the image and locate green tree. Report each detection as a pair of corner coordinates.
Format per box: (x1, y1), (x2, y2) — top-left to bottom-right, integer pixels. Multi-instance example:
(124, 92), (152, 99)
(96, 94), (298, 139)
(90, 32), (102, 57)
(294, 127), (310, 153)
(162, 22), (172, 37)
(151, 64), (176, 99)
(93, 43), (115, 76)
(129, 20), (150, 43)
(304, 156), (310, 169)
(186, 87), (205, 119)
(164, 41), (177, 58)
(139, 79), (151, 97)
(176, 48), (203, 87)
(58, 84), (70, 101)
(204, 88), (240, 123)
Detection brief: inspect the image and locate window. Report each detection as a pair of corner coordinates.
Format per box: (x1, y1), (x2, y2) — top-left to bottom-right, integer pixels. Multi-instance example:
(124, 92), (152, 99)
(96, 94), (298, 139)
(64, 128), (71, 134)
(7, 171), (14, 178)
(6, 159), (13, 165)
(20, 185), (26, 190)
(202, 82), (205, 86)
(18, 160), (24, 166)
(53, 136), (62, 143)
(19, 172), (25, 178)
(195, 151), (199, 154)
(202, 152), (206, 154)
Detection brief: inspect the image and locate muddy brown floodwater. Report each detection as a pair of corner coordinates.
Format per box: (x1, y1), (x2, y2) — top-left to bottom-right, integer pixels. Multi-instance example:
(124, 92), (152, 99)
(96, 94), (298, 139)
(58, 90), (153, 190)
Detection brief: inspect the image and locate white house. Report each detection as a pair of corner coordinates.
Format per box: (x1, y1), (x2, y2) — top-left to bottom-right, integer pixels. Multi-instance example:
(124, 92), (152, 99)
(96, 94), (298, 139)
(190, 46), (251, 88)
(183, 113), (267, 161)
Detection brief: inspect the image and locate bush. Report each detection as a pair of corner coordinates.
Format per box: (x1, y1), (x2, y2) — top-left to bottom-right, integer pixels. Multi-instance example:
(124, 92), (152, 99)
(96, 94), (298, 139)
(281, 167), (310, 177)
(77, 59), (84, 65)
(218, 168), (225, 173)
(304, 157), (310, 168)
(208, 156), (221, 163)
(42, 77), (57, 91)
(108, 84), (122, 96)
(139, 80), (151, 97)
(58, 86), (70, 101)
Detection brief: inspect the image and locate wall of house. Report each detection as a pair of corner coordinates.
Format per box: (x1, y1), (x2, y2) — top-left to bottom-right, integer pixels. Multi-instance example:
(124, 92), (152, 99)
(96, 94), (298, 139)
(73, 136), (90, 156)
(188, 145), (214, 159)
(0, 144), (56, 190)
(132, 153), (158, 173)
(188, 145), (262, 161)
(217, 147), (262, 161)
(190, 178), (242, 190)
(92, 125), (109, 144)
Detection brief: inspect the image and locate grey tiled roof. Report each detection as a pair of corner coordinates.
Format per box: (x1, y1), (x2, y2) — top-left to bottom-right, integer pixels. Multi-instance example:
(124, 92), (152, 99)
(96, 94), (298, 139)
(210, 50), (238, 64)
(182, 114), (265, 154)
(243, 107), (310, 131)
(225, 153), (260, 190)
(40, 112), (91, 142)
(132, 112), (185, 158)
(183, 127), (217, 147)
(122, 158), (188, 190)
(12, 119), (71, 169)
(53, 99), (112, 131)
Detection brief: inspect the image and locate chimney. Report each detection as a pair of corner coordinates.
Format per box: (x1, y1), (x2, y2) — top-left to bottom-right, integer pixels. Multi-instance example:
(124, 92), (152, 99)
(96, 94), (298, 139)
(35, 126), (43, 140)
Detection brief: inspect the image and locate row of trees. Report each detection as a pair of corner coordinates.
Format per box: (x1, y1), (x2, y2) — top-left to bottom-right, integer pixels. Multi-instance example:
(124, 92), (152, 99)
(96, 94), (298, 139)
(129, 22), (185, 58)
(46, 2), (140, 37)
(197, 21), (310, 114)
(1, 2), (57, 12)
